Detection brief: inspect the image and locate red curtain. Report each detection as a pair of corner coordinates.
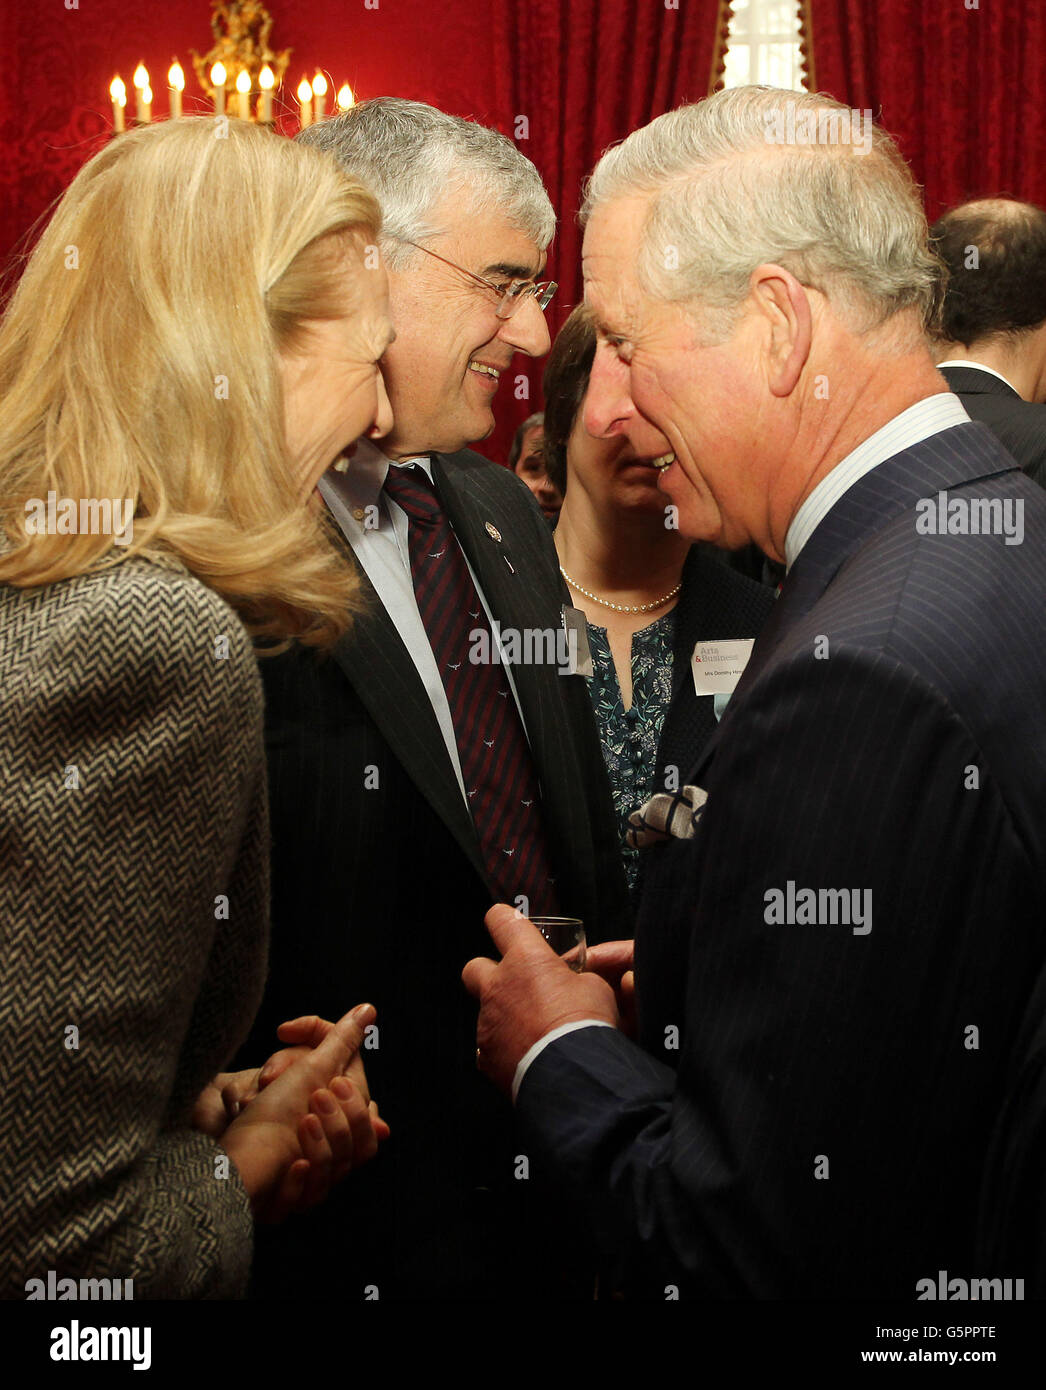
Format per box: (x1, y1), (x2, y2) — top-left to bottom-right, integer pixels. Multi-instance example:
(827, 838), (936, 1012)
(807, 0), (1046, 222)
(0, 0), (724, 465)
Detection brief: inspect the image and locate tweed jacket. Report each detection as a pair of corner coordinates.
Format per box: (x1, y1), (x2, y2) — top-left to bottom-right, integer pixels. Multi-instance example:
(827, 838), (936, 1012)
(0, 544), (269, 1299)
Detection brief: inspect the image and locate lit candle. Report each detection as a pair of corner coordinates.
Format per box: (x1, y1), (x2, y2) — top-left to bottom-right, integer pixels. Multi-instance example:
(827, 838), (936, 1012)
(168, 61), (184, 120)
(141, 85), (153, 123)
(133, 64), (150, 123)
(211, 62), (227, 116)
(236, 68), (251, 120)
(312, 73), (328, 122)
(110, 77), (126, 133)
(336, 83), (354, 113)
(259, 64), (275, 123)
(297, 78), (312, 130)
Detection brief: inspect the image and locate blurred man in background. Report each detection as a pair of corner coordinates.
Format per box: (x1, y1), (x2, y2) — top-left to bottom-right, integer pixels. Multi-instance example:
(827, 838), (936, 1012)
(932, 198), (1046, 487)
(509, 410), (563, 522)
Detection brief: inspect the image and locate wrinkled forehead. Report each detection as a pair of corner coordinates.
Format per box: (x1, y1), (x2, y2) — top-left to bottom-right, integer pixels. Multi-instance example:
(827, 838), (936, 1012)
(581, 196), (651, 330)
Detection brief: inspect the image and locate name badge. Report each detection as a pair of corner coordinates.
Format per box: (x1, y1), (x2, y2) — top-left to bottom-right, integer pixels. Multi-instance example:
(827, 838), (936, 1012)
(561, 605), (594, 677)
(691, 638), (754, 697)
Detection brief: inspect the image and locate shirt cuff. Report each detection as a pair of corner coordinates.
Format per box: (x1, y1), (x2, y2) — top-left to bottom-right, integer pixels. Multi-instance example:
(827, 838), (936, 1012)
(511, 1020), (615, 1103)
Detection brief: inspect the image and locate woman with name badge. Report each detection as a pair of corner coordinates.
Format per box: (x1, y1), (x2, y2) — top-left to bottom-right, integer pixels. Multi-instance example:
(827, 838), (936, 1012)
(543, 306), (775, 902)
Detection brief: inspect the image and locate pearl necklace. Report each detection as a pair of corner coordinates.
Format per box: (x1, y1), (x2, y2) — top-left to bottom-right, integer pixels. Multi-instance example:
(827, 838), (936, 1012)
(559, 565), (682, 614)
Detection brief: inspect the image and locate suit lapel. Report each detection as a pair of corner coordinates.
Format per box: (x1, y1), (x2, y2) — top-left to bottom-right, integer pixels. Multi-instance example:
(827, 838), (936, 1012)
(434, 451), (569, 755)
(327, 532), (492, 892)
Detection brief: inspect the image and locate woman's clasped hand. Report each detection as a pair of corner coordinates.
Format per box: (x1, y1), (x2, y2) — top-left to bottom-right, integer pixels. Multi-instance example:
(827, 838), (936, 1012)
(192, 1006), (390, 1223)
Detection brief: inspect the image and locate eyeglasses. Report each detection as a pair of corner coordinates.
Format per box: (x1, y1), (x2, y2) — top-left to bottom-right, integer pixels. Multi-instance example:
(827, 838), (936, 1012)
(402, 240), (557, 320)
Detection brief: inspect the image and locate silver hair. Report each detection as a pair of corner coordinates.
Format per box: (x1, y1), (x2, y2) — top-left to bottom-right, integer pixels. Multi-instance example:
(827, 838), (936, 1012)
(298, 97), (555, 268)
(581, 85), (941, 337)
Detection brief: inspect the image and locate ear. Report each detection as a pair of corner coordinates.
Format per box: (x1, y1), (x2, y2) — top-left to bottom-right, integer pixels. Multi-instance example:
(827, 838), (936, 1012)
(749, 264), (812, 397)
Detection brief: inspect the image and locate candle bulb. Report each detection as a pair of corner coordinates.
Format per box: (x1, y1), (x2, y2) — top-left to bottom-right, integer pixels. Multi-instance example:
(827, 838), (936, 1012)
(312, 73), (328, 122)
(336, 83), (354, 113)
(211, 62), (227, 116)
(110, 77), (126, 133)
(297, 78), (312, 130)
(259, 64), (275, 124)
(236, 69), (251, 120)
(133, 64), (150, 124)
(168, 61), (184, 120)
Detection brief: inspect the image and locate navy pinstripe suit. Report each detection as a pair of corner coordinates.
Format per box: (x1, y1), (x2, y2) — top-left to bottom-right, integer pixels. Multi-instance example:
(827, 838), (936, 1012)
(515, 421), (1046, 1298)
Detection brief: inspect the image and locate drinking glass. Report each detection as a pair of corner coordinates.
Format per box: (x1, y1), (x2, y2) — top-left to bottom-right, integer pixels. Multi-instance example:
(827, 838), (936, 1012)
(529, 916), (586, 972)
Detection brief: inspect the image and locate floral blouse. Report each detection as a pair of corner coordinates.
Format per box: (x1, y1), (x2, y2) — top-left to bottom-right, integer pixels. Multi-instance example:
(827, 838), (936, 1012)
(585, 609), (676, 894)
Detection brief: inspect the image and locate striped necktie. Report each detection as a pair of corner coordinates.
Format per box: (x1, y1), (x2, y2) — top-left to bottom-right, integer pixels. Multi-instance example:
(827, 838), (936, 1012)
(383, 464), (559, 914)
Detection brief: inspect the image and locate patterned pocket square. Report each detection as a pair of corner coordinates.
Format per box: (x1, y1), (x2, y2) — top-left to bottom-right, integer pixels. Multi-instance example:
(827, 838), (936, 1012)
(626, 785), (709, 847)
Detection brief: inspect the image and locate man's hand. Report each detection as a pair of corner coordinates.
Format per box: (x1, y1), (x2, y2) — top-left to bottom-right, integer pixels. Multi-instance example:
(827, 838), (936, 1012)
(584, 940), (637, 1039)
(462, 904), (620, 1095)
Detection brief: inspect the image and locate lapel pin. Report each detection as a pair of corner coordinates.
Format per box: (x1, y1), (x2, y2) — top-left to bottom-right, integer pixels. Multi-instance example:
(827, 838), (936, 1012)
(485, 522), (502, 542)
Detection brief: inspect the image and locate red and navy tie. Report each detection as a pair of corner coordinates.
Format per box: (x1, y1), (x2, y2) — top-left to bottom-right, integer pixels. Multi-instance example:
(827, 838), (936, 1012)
(383, 464), (559, 914)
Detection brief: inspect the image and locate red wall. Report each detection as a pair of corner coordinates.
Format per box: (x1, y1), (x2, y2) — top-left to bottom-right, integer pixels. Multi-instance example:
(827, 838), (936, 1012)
(0, 0), (537, 464)
(5, 2), (1046, 463)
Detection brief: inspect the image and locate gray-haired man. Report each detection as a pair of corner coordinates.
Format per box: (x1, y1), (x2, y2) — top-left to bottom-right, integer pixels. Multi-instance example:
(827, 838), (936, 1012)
(465, 87), (1046, 1297)
(238, 99), (629, 1300)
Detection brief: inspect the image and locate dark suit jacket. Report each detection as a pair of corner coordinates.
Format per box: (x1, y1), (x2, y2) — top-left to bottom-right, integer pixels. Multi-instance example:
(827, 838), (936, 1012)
(940, 364), (1046, 489)
(238, 447), (630, 1300)
(515, 422), (1046, 1298)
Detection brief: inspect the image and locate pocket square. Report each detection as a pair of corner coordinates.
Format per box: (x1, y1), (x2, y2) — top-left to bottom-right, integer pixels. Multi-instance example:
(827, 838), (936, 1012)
(626, 785), (709, 848)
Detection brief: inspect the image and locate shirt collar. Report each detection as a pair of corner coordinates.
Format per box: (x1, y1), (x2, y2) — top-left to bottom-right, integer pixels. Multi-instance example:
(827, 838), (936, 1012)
(783, 392), (971, 571)
(324, 439), (433, 510)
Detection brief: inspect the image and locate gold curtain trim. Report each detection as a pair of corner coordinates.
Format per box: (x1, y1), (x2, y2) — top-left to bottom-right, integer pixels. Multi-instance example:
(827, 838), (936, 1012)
(799, 0), (817, 91)
(708, 0), (735, 95)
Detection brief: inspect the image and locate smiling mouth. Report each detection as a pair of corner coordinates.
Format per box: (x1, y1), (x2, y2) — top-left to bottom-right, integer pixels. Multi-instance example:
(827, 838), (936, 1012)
(468, 360), (502, 381)
(624, 452), (676, 470)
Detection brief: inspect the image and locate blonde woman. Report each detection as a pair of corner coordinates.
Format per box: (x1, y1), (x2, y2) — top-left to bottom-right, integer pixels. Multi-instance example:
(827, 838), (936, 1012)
(0, 118), (394, 1298)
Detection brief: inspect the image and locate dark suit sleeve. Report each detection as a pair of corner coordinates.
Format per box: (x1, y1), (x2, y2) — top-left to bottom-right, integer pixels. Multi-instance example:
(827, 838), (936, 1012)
(516, 644), (1036, 1296)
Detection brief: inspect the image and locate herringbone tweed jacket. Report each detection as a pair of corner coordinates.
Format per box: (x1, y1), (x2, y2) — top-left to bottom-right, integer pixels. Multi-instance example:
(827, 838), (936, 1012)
(0, 543), (269, 1299)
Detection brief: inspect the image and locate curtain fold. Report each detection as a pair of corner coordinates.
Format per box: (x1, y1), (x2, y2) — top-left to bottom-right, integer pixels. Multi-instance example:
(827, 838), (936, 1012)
(808, 0), (1046, 221)
(489, 0), (726, 458)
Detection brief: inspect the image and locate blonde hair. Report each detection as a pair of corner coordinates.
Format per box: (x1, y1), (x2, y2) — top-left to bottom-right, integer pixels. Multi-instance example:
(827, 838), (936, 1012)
(0, 116), (383, 649)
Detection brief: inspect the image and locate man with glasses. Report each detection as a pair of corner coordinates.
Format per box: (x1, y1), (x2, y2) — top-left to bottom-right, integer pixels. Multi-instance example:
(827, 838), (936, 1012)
(237, 97), (630, 1301)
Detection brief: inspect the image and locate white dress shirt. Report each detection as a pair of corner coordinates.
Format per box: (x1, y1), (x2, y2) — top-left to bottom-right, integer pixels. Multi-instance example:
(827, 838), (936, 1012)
(512, 391), (973, 1102)
(784, 392), (970, 570)
(318, 439), (531, 807)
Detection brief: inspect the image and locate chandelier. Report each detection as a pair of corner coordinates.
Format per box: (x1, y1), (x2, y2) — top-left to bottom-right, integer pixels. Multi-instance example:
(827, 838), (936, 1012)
(107, 1), (356, 135)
